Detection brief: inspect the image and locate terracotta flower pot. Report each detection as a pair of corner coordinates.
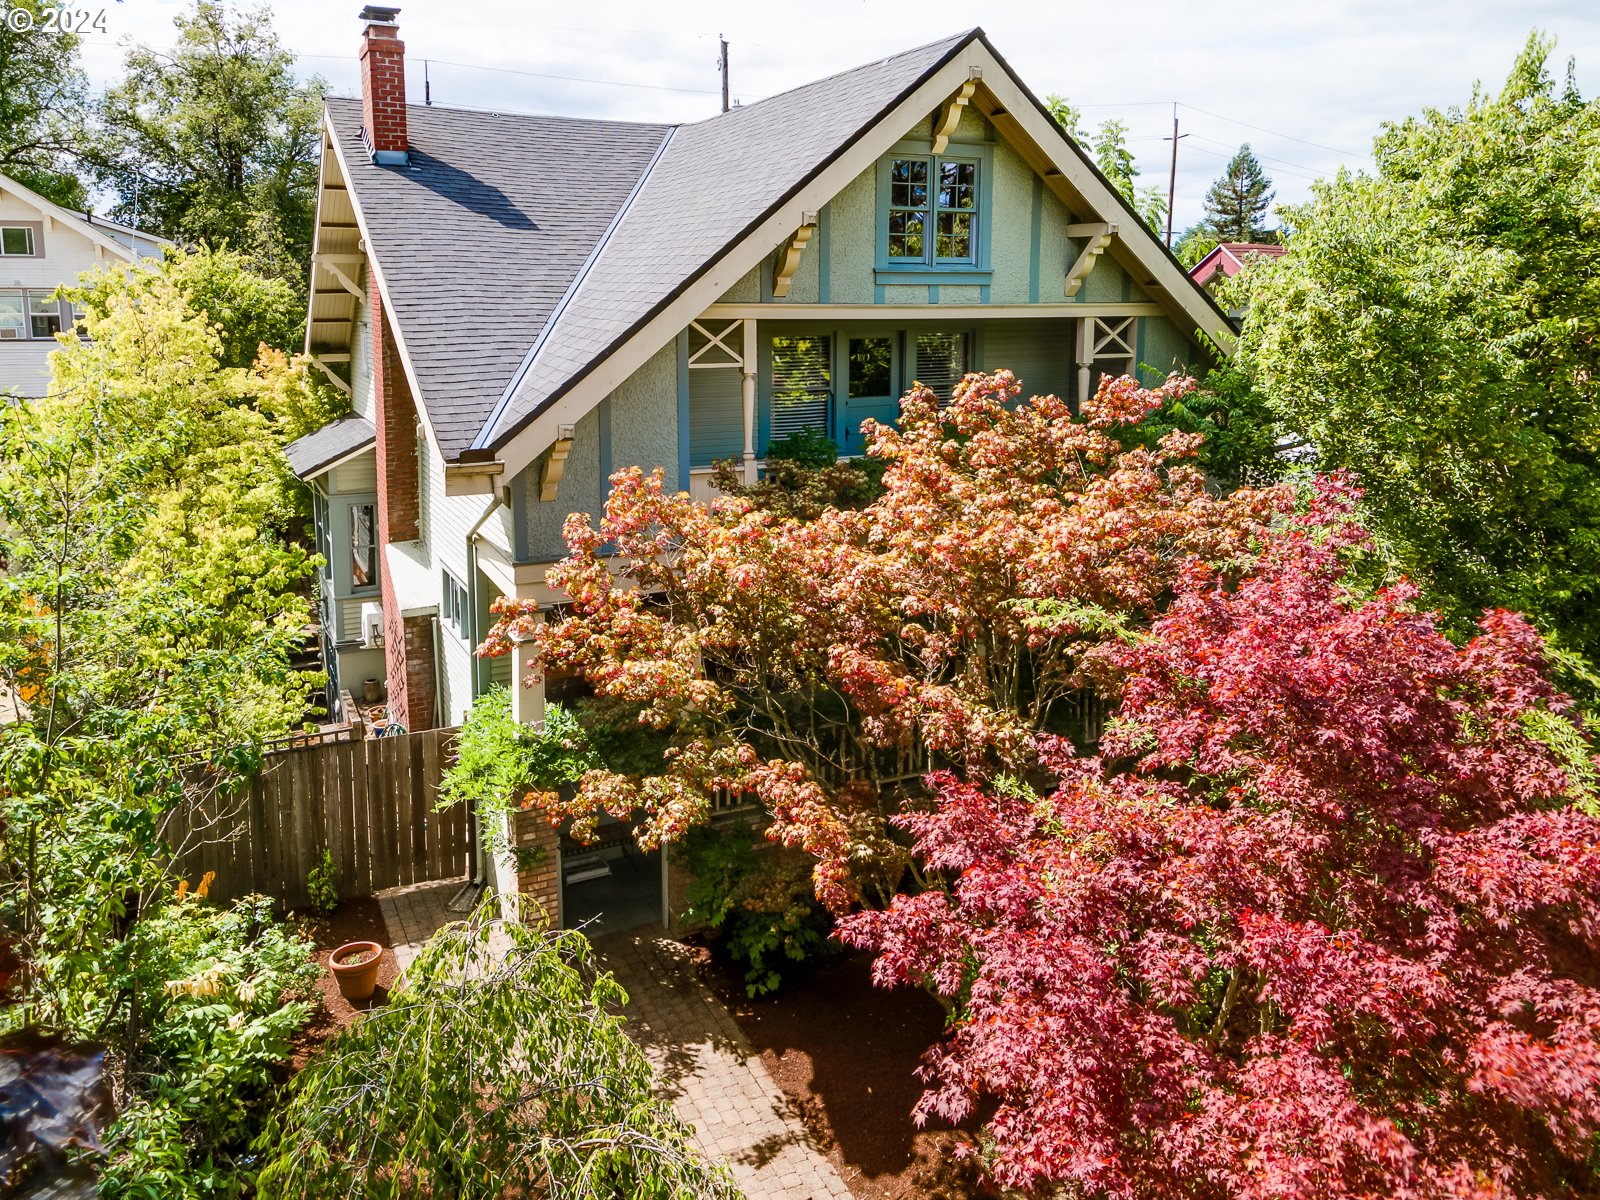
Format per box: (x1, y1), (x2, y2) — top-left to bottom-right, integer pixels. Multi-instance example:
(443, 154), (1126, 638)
(329, 940), (383, 1002)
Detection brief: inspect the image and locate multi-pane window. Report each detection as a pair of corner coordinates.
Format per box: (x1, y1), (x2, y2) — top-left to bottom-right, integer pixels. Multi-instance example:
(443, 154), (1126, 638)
(887, 156), (978, 264)
(350, 502), (376, 590)
(0, 226), (34, 256)
(27, 291), (61, 339)
(770, 334), (832, 441)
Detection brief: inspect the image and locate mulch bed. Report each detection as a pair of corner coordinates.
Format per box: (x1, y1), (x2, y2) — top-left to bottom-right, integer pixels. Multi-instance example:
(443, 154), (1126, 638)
(288, 896), (400, 1069)
(694, 944), (993, 1200)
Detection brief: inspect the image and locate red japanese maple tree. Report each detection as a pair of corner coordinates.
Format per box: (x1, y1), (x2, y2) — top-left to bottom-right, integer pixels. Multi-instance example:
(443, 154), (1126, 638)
(482, 372), (1289, 907)
(841, 481), (1600, 1198)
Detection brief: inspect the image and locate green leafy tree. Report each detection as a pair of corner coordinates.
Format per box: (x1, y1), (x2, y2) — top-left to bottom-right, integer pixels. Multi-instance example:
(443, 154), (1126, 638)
(1089, 116), (1168, 235)
(1202, 143), (1275, 242)
(0, 251), (330, 1194)
(257, 910), (743, 1199)
(93, 1), (325, 290)
(1237, 32), (1600, 671)
(1044, 93), (1084, 140)
(1174, 222), (1219, 269)
(0, 0), (92, 207)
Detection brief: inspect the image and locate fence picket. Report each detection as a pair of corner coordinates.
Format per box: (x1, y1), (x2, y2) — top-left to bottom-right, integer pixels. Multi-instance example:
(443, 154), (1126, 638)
(172, 725), (462, 909)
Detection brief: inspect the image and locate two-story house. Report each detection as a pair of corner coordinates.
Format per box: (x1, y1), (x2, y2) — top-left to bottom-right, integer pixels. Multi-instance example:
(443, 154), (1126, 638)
(288, 6), (1237, 734)
(0, 171), (169, 397)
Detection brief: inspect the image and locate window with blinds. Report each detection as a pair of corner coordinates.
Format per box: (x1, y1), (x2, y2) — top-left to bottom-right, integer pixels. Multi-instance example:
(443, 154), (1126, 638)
(770, 334), (832, 440)
(914, 332), (969, 401)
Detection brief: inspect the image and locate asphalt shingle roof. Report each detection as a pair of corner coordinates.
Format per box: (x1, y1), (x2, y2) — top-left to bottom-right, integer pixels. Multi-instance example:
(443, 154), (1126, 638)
(284, 413), (376, 479)
(478, 30), (977, 450)
(326, 98), (672, 457)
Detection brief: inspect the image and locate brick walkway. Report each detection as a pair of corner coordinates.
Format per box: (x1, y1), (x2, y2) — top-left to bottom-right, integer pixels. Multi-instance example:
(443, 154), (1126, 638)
(376, 878), (472, 975)
(592, 930), (854, 1200)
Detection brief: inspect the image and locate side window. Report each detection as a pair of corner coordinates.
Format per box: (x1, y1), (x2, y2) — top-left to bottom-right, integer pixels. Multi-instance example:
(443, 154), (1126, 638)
(441, 569), (469, 639)
(769, 334), (832, 444)
(27, 291), (62, 339)
(0, 292), (22, 340)
(350, 502), (377, 591)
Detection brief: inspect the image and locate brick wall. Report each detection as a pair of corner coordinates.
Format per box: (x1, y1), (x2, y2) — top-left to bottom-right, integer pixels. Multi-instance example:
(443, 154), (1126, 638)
(496, 806), (562, 928)
(371, 275), (434, 729)
(358, 19), (407, 157)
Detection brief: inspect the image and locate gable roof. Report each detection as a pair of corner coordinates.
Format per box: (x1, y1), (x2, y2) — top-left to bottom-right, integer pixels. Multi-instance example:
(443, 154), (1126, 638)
(1190, 241), (1285, 287)
(322, 29), (1237, 481)
(472, 30), (975, 452)
(323, 100), (671, 456)
(0, 170), (171, 261)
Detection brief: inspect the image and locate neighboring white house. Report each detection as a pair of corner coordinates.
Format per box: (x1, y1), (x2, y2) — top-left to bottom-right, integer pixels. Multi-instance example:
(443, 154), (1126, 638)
(0, 171), (170, 397)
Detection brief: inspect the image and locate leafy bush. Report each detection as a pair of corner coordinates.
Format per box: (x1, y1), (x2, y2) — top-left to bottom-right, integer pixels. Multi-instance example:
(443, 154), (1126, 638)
(255, 908), (739, 1199)
(101, 891), (317, 1196)
(678, 824), (836, 996)
(304, 848), (337, 917)
(437, 690), (598, 846)
(765, 427), (841, 468)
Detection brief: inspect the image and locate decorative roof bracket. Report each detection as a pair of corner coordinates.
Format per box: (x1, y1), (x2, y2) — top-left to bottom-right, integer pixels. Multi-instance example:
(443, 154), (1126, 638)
(932, 72), (981, 154)
(538, 424), (576, 502)
(314, 252), (366, 300)
(1064, 221), (1118, 298)
(308, 355), (353, 396)
(771, 212), (819, 299)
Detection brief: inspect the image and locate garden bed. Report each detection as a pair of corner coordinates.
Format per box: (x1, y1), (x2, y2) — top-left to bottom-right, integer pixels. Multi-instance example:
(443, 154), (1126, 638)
(695, 945), (991, 1200)
(290, 896), (400, 1068)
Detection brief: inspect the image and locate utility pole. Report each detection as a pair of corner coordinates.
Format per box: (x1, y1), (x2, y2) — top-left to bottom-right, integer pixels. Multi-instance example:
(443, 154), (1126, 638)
(424, 59), (432, 106)
(1163, 103), (1188, 249)
(719, 36), (730, 113)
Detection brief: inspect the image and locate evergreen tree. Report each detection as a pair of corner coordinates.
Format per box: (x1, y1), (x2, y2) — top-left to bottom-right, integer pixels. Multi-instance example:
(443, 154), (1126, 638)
(1203, 143), (1275, 242)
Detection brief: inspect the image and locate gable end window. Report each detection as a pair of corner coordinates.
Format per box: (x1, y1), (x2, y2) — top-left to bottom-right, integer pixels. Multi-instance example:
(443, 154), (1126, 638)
(888, 156), (977, 264)
(1, 226), (37, 256)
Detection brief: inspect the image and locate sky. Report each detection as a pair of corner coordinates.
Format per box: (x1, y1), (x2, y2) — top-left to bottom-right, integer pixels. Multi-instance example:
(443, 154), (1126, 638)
(73, 0), (1600, 236)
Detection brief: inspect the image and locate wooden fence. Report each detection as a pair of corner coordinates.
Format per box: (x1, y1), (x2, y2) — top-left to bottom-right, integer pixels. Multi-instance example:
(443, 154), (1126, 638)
(168, 724), (469, 909)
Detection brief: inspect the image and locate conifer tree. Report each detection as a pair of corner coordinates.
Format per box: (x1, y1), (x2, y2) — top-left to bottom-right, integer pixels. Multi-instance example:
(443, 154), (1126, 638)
(1203, 143), (1275, 241)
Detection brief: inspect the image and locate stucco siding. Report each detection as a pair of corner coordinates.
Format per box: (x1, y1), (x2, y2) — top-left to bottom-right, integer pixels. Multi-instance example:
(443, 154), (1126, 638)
(988, 140), (1035, 304)
(609, 341), (681, 488)
(1137, 315), (1202, 384)
(516, 403), (603, 564)
(826, 169), (876, 304)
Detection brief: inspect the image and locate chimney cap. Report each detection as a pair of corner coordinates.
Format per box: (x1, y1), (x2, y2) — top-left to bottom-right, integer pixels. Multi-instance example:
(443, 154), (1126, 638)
(359, 5), (400, 24)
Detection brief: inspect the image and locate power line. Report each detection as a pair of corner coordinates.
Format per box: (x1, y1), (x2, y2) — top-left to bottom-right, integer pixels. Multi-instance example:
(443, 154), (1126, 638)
(1177, 102), (1373, 162)
(294, 52), (724, 96)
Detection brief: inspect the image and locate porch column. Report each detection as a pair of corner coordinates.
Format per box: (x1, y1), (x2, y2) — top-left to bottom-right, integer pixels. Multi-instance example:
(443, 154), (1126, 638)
(741, 317), (758, 484)
(1075, 317), (1094, 410)
(512, 637), (545, 729)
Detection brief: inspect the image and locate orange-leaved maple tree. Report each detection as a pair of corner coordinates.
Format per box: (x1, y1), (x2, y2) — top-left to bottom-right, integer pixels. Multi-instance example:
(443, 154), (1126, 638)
(481, 371), (1290, 907)
(839, 480), (1600, 1199)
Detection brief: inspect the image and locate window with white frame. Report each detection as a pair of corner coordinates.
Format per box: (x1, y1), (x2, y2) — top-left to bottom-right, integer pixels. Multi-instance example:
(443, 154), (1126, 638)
(0, 292), (22, 341)
(0, 226), (36, 256)
(440, 568), (469, 640)
(350, 502), (377, 591)
(27, 291), (61, 339)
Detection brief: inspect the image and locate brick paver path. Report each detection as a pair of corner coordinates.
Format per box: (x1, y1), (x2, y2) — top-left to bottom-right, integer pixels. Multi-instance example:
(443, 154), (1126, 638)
(592, 930), (853, 1200)
(377, 878), (468, 976)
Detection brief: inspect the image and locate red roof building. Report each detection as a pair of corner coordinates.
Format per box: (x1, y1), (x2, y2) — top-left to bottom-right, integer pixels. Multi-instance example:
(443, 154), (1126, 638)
(1189, 242), (1285, 289)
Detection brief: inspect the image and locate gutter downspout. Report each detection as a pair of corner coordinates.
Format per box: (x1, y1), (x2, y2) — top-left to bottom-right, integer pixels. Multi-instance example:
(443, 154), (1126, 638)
(462, 493), (503, 888)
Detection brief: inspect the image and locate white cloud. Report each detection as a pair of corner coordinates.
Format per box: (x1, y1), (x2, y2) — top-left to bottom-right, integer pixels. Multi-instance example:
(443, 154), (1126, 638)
(81, 0), (1600, 231)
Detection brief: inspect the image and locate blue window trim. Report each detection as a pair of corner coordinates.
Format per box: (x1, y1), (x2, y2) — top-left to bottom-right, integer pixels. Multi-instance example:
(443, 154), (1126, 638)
(874, 139), (994, 285)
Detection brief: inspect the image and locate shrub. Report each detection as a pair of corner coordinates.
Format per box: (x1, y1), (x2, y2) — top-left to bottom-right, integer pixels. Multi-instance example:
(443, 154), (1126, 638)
(678, 824), (836, 996)
(304, 848), (337, 917)
(105, 891), (318, 1194)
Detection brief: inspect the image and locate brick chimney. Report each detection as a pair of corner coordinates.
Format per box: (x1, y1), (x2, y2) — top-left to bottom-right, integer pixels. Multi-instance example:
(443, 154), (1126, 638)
(358, 6), (408, 165)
